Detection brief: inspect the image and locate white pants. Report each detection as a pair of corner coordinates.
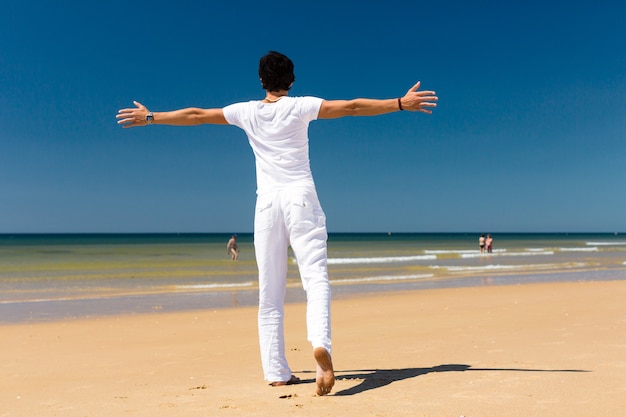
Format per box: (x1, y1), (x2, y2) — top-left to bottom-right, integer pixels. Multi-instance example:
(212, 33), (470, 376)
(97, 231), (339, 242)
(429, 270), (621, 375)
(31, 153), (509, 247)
(254, 187), (332, 382)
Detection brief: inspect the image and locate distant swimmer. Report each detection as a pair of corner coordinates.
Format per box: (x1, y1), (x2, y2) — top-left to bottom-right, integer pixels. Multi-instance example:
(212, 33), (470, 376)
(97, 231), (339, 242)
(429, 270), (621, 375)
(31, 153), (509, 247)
(479, 234), (486, 254)
(227, 234), (239, 261)
(486, 234), (493, 253)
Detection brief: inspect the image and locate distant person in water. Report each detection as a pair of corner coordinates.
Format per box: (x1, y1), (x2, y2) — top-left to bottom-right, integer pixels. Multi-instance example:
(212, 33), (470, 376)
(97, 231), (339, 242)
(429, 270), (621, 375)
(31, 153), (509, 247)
(479, 234), (486, 254)
(117, 50), (437, 395)
(486, 234), (493, 253)
(227, 234), (239, 261)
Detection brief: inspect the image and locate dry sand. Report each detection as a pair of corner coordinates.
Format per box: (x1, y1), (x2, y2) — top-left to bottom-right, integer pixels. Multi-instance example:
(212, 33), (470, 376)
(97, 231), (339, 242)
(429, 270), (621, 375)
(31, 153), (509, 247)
(2, 280), (625, 416)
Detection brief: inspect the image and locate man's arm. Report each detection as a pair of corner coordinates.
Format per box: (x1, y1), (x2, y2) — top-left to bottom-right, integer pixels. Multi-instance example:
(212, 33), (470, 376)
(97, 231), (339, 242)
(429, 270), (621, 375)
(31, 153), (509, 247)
(116, 101), (228, 128)
(318, 81), (437, 119)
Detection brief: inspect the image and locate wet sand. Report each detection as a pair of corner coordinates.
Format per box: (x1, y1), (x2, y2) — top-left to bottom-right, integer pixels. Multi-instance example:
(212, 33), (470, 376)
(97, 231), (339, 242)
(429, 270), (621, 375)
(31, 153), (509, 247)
(2, 279), (625, 416)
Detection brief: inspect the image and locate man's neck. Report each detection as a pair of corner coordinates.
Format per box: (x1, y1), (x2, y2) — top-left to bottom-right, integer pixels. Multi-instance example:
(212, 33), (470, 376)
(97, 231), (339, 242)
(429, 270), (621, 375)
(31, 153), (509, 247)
(264, 90), (289, 103)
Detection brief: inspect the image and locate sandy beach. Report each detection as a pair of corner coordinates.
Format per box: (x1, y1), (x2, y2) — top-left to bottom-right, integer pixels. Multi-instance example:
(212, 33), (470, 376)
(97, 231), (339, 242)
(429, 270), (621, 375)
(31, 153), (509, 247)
(2, 279), (625, 417)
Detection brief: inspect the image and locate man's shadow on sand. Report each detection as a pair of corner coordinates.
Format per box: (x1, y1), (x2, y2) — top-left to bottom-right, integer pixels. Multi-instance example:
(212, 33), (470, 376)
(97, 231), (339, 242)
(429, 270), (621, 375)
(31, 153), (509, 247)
(297, 364), (589, 396)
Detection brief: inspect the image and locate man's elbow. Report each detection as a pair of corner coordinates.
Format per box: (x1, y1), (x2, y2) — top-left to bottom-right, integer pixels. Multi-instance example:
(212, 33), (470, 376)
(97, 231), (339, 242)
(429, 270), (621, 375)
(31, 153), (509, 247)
(341, 100), (360, 115)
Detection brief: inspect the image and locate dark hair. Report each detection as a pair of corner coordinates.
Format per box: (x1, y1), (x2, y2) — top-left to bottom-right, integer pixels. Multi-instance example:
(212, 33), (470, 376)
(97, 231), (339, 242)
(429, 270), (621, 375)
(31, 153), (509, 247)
(258, 51), (295, 92)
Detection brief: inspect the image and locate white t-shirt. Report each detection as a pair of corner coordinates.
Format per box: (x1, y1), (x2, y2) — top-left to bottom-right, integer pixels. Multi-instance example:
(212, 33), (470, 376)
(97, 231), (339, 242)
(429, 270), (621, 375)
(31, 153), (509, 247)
(223, 96), (323, 195)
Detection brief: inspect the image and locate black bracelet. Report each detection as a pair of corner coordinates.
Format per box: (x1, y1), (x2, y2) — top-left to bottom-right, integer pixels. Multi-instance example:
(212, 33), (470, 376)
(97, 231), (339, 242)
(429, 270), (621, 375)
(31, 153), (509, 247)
(397, 97), (404, 111)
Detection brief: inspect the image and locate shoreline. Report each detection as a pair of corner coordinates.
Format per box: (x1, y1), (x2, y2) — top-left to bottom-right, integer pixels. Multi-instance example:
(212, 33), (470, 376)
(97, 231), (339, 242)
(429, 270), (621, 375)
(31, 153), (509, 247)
(2, 279), (625, 416)
(2, 232), (625, 325)
(2, 267), (624, 324)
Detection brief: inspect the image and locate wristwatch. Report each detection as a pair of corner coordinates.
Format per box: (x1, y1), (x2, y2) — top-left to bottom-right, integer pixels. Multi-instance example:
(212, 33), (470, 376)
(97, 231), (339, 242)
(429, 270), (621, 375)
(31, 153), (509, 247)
(146, 112), (154, 124)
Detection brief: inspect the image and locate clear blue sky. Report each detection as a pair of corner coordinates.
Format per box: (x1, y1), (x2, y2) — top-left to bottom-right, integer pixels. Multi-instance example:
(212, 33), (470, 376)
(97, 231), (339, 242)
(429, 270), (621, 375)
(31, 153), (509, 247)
(1, 1), (624, 233)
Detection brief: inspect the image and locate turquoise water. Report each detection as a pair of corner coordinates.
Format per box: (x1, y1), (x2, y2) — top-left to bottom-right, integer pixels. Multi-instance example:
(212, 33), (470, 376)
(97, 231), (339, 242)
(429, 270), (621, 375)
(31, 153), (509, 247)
(1, 233), (625, 322)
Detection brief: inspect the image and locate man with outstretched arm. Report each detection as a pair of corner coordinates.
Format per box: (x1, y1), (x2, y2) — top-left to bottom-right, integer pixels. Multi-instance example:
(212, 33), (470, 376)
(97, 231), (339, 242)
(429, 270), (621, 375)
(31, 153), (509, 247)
(117, 51), (437, 396)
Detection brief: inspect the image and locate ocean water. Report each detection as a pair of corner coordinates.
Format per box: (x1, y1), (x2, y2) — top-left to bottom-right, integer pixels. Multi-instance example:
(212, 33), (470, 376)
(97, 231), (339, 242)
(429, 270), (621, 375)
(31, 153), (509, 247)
(1, 233), (625, 322)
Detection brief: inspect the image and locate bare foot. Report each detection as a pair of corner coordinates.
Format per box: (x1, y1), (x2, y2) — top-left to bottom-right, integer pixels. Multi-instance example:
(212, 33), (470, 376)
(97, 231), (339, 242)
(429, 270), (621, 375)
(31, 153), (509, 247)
(313, 347), (335, 396)
(269, 375), (300, 387)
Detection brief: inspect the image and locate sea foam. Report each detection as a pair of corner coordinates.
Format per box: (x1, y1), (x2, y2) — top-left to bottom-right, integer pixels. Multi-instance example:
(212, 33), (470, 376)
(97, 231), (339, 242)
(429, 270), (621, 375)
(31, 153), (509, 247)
(586, 241), (626, 246)
(332, 273), (434, 284)
(430, 262), (588, 273)
(461, 250), (554, 258)
(176, 282), (254, 290)
(327, 255), (437, 265)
